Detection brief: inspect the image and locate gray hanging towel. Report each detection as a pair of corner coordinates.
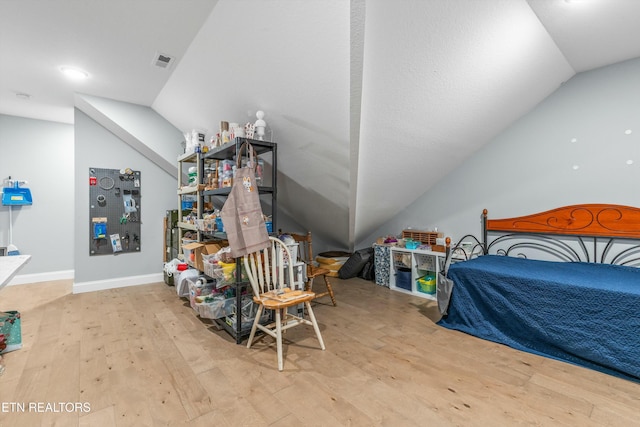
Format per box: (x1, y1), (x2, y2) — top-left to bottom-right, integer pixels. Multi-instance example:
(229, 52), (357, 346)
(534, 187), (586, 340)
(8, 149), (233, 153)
(220, 142), (270, 258)
(437, 251), (454, 315)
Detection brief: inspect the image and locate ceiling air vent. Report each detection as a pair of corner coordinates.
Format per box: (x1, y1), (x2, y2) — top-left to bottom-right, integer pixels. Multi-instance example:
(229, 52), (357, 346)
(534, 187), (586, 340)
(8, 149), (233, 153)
(152, 52), (175, 69)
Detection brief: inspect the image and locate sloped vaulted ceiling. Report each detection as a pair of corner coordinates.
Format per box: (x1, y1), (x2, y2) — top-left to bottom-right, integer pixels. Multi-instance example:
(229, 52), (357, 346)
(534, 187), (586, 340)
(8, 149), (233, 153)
(152, 0), (351, 248)
(353, 0), (575, 242)
(154, 0), (640, 250)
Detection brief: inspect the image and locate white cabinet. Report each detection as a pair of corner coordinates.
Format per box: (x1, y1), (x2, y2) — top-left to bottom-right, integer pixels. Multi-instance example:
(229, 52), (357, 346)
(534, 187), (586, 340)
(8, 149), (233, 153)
(389, 247), (445, 300)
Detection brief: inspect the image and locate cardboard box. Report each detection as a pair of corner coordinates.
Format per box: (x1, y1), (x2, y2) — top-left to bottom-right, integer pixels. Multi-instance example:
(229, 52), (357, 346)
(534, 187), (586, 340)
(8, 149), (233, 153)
(182, 242), (222, 272)
(192, 201), (213, 211)
(432, 245), (446, 253)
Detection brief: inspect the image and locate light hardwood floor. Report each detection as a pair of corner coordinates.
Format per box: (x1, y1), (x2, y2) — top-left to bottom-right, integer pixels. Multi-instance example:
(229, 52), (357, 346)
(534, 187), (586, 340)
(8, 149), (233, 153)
(0, 277), (638, 426)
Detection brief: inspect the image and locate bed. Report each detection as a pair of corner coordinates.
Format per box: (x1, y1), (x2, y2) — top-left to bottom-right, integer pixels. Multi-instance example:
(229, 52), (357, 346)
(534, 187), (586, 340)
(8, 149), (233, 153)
(437, 204), (640, 382)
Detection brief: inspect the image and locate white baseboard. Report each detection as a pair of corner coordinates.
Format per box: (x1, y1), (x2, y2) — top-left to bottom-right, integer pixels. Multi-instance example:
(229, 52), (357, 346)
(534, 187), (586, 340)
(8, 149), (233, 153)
(8, 269), (75, 286)
(73, 273), (164, 294)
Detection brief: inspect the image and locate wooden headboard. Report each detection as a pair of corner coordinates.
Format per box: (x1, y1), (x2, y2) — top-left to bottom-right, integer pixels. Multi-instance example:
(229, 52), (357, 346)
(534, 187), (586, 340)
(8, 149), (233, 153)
(484, 204), (640, 239)
(476, 204), (640, 266)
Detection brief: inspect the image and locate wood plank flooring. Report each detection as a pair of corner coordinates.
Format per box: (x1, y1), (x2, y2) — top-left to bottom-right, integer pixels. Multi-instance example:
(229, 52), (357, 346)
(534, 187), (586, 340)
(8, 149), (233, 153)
(0, 277), (638, 426)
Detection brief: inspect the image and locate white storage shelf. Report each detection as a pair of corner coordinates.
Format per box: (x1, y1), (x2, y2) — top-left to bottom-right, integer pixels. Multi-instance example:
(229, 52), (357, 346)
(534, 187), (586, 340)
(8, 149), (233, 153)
(176, 151), (202, 259)
(389, 247), (444, 300)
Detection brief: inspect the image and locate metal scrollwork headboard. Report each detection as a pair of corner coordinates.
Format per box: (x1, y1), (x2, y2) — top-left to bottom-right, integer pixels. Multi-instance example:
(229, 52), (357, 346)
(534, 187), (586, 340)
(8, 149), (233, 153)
(481, 204), (640, 266)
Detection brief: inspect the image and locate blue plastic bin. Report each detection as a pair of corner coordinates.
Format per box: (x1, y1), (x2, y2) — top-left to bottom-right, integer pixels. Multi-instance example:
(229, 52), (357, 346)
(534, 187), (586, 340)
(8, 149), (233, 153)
(395, 267), (412, 290)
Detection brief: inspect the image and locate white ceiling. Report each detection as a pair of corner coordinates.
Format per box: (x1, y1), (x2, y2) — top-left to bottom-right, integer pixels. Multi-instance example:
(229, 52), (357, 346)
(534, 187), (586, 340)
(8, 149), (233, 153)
(0, 0), (217, 123)
(2, 0), (640, 250)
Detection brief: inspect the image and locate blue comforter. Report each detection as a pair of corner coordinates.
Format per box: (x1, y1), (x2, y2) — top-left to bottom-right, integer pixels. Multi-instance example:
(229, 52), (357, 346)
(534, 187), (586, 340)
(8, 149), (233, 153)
(437, 255), (640, 381)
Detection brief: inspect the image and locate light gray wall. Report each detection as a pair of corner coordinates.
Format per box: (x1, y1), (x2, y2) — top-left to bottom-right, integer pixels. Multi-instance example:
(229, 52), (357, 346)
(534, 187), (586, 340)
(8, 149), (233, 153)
(358, 58), (640, 248)
(73, 109), (178, 284)
(0, 114), (74, 275)
(76, 94), (185, 164)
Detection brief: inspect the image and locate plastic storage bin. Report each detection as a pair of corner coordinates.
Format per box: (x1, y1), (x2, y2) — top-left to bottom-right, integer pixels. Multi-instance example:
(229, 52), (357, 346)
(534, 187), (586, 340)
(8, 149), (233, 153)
(187, 277), (216, 310)
(395, 267), (412, 290)
(417, 274), (436, 294)
(405, 239), (420, 249)
(195, 297), (235, 319)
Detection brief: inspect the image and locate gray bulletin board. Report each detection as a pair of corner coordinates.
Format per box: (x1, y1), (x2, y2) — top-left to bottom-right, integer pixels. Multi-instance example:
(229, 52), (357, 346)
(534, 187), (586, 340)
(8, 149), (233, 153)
(89, 167), (141, 256)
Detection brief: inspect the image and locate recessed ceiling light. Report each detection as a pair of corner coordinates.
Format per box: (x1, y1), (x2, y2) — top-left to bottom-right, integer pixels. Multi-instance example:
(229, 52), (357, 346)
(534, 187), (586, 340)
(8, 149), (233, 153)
(60, 66), (89, 80)
(626, 160), (634, 165)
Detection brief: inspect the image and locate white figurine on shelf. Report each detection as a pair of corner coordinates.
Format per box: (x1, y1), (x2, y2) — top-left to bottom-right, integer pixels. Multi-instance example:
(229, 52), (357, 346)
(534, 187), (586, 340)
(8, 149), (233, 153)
(254, 110), (266, 141)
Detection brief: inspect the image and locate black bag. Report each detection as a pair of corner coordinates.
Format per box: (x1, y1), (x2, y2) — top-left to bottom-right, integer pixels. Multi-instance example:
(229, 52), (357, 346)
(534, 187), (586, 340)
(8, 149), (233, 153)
(358, 260), (376, 281)
(339, 247), (373, 279)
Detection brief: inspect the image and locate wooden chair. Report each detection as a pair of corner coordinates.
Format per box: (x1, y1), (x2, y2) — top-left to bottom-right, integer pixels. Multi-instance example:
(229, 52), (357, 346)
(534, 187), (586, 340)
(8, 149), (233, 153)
(281, 230), (337, 306)
(243, 237), (325, 371)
